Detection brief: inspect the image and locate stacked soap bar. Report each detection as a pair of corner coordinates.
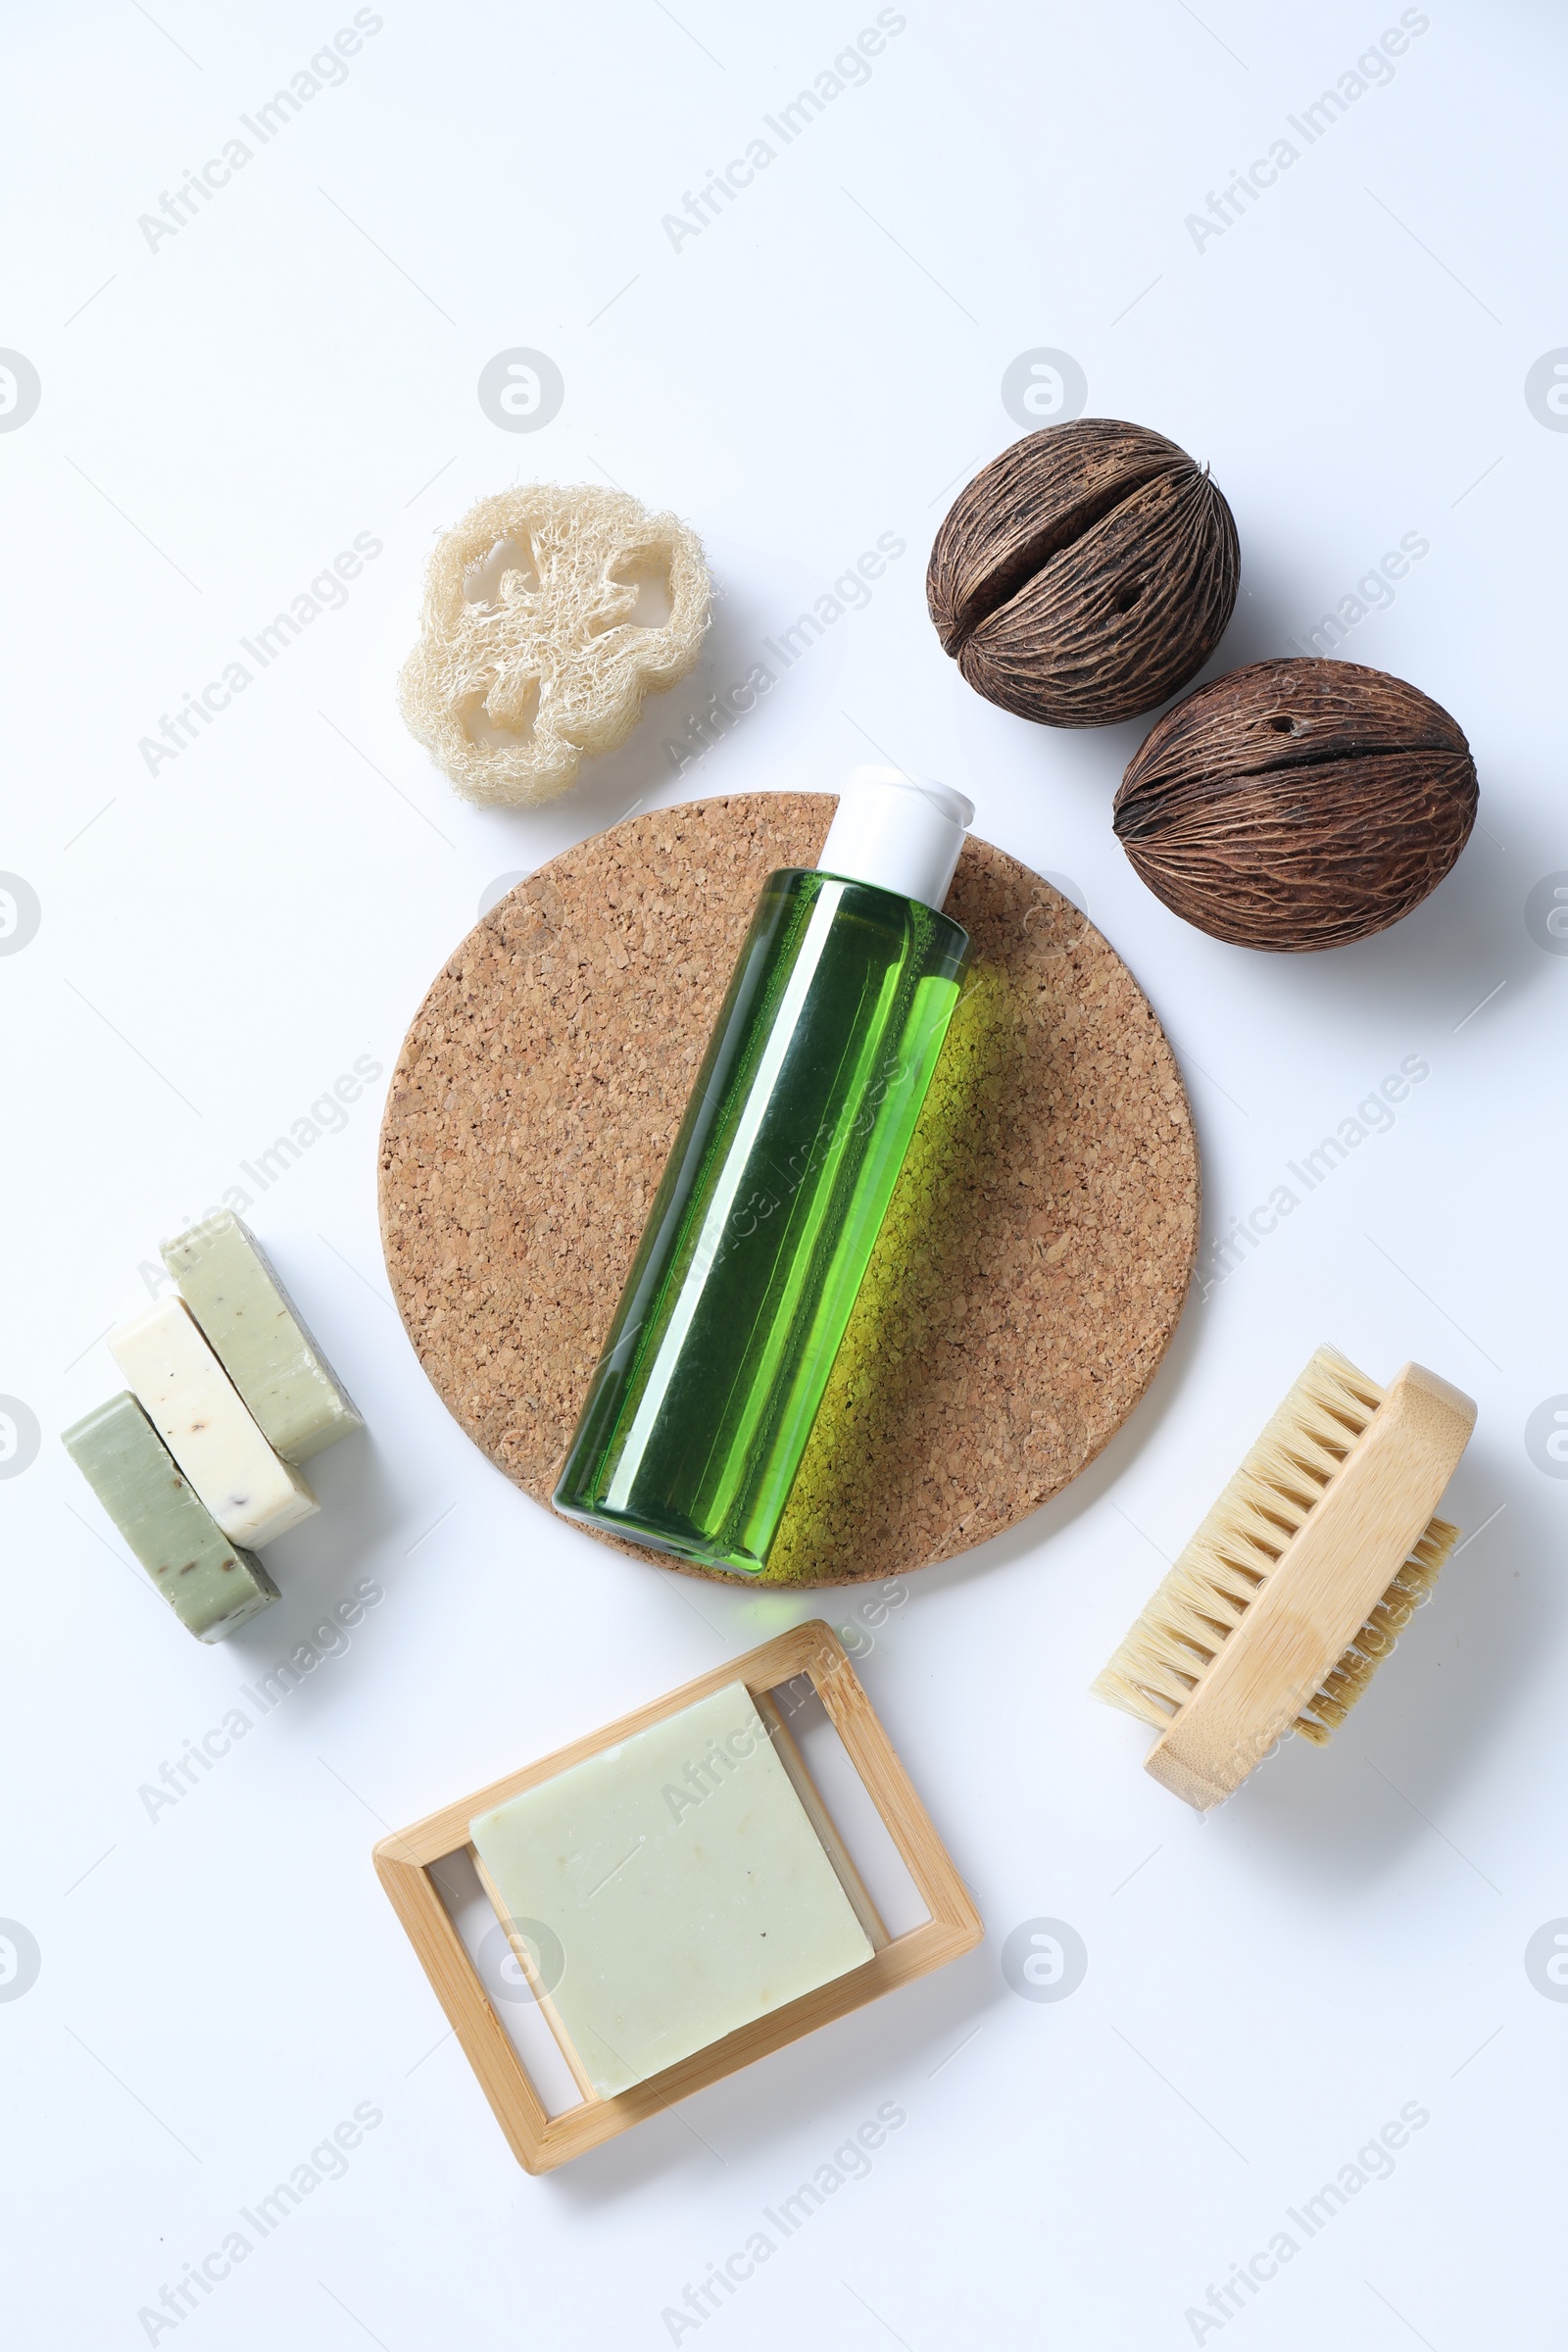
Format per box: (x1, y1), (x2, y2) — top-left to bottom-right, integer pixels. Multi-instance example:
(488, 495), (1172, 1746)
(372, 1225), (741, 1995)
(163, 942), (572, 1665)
(162, 1213), (364, 1461)
(109, 1298), (318, 1546)
(62, 1214), (363, 1644)
(62, 1396), (279, 1642)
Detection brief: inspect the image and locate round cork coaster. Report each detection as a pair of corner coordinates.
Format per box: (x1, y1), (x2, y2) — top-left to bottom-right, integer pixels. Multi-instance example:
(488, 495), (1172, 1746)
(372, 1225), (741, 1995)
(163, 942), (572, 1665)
(379, 793), (1199, 1588)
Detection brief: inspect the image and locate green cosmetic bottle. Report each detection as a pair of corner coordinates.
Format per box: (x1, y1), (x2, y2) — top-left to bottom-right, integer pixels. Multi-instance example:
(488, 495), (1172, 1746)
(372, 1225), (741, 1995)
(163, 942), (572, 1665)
(554, 773), (973, 1575)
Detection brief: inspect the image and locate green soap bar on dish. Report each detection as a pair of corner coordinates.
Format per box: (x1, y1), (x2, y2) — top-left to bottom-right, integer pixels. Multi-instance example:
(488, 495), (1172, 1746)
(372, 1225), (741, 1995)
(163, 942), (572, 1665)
(469, 1682), (873, 2096)
(62, 1393), (279, 1642)
(162, 1212), (363, 1464)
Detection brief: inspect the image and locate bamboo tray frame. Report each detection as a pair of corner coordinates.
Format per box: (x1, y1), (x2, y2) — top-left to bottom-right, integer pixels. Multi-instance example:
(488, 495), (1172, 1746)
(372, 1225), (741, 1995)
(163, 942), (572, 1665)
(373, 1620), (984, 2173)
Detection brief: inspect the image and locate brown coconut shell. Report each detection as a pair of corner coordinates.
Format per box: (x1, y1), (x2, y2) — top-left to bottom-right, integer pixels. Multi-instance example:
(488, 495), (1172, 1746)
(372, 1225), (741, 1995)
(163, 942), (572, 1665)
(1113, 657), (1478, 951)
(927, 418), (1239, 727)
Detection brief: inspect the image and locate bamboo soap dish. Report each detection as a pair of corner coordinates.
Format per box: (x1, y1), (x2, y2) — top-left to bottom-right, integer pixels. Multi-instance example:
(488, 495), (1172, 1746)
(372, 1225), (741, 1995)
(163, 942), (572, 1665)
(373, 1622), (982, 2173)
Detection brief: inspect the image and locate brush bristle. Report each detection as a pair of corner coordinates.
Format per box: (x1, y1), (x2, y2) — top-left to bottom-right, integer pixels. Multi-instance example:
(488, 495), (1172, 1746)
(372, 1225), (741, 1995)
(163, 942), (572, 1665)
(1291, 1516), (1458, 1741)
(1093, 1346), (1388, 1732)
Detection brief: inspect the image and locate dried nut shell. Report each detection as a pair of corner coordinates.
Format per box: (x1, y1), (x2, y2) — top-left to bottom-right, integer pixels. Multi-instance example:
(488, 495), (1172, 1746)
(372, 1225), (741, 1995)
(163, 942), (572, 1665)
(1114, 658), (1479, 952)
(400, 483), (710, 807)
(926, 418), (1239, 727)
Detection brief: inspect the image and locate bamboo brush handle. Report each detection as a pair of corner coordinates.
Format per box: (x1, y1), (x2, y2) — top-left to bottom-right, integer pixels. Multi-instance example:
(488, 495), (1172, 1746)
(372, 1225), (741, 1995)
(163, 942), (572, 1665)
(1146, 1363), (1477, 1809)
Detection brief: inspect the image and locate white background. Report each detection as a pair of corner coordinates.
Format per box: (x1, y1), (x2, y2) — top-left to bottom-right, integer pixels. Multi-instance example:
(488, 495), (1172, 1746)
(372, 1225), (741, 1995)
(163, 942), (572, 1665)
(3, 3), (1565, 2346)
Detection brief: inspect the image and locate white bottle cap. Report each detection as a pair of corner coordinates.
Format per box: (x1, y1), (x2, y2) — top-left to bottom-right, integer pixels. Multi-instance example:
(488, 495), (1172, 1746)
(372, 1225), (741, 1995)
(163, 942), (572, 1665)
(815, 766), (974, 911)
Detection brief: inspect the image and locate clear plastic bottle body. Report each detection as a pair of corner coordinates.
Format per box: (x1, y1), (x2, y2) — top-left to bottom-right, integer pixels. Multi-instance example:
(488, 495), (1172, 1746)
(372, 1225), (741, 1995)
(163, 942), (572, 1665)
(553, 869), (970, 1574)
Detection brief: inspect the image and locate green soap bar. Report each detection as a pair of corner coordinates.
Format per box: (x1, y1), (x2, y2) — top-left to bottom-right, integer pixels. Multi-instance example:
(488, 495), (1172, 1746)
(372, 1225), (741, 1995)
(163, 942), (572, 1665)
(469, 1682), (873, 2096)
(162, 1212), (363, 1464)
(62, 1394), (279, 1642)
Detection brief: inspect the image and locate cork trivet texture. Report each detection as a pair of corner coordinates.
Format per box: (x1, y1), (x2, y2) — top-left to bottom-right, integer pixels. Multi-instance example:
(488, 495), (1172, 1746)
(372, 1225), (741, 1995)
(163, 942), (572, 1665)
(378, 793), (1200, 1588)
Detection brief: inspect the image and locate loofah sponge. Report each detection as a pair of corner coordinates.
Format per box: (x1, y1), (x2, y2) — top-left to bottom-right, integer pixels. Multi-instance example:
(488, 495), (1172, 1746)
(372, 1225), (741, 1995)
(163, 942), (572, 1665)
(399, 484), (710, 807)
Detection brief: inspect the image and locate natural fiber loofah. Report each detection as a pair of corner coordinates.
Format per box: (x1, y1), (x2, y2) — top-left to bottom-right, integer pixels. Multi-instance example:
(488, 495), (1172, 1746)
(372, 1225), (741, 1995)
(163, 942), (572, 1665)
(399, 484), (710, 807)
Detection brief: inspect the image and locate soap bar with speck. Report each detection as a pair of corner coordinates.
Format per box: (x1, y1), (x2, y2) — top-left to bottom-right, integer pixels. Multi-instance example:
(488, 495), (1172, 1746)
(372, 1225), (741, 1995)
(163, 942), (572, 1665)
(469, 1681), (873, 2096)
(162, 1212), (363, 1463)
(108, 1296), (318, 1547)
(62, 1394), (279, 1641)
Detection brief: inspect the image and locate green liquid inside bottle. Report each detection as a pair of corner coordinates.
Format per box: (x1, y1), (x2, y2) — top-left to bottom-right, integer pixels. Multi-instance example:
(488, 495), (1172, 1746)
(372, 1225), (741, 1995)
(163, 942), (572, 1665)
(555, 865), (970, 1574)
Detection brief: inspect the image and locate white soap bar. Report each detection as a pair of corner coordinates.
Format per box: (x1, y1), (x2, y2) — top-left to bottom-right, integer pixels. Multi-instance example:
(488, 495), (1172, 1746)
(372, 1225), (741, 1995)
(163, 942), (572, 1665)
(470, 1682), (873, 2097)
(108, 1298), (318, 1548)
